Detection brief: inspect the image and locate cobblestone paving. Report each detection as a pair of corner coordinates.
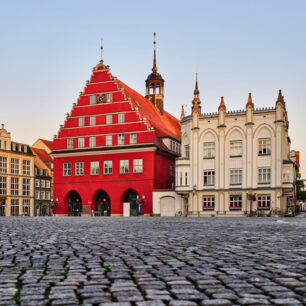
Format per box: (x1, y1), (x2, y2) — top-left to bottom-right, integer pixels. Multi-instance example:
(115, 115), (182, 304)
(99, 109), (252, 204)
(0, 217), (306, 305)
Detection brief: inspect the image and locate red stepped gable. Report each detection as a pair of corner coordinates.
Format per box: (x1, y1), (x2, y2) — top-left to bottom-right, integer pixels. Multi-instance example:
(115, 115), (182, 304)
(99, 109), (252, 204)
(52, 46), (181, 216)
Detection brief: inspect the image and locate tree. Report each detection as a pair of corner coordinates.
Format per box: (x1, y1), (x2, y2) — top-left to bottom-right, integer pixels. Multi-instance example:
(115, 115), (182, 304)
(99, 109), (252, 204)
(296, 173), (306, 201)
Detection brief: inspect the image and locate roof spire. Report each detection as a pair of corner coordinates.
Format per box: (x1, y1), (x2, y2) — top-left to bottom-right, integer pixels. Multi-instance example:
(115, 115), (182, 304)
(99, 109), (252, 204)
(246, 92), (254, 108)
(152, 32), (158, 73)
(180, 105), (185, 119)
(218, 96), (226, 111)
(194, 72), (199, 96)
(277, 89), (284, 104)
(100, 38), (103, 63)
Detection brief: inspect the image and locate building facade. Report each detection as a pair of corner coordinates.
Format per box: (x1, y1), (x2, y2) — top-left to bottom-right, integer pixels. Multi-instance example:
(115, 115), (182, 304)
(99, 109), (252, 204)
(0, 124), (35, 216)
(52, 41), (180, 216)
(32, 144), (53, 216)
(176, 81), (296, 217)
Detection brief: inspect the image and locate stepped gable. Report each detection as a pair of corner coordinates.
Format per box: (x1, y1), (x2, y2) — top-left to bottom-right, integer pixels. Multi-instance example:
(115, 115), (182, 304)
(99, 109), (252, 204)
(117, 79), (180, 141)
(31, 147), (53, 163)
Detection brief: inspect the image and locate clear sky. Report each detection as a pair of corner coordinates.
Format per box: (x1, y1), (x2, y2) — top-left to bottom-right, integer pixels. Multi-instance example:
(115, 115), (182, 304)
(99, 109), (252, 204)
(1, 0), (305, 178)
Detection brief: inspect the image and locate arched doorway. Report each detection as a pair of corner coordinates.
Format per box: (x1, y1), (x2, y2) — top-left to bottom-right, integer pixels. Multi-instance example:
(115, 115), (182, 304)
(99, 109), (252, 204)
(124, 189), (139, 216)
(160, 196), (176, 216)
(68, 191), (82, 216)
(94, 190), (111, 216)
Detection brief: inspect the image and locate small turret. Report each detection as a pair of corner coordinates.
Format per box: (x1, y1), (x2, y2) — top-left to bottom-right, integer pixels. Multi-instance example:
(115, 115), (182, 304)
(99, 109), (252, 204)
(218, 96), (226, 127)
(191, 73), (201, 115)
(246, 92), (254, 124)
(180, 105), (185, 120)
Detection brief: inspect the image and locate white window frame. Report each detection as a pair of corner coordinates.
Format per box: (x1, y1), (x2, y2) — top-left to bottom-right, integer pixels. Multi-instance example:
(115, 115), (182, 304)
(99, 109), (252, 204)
(230, 140), (242, 157)
(78, 137), (85, 148)
(89, 136), (96, 147)
(90, 116), (96, 126)
(75, 162), (84, 176)
(258, 138), (271, 155)
(35, 179), (40, 188)
(67, 138), (73, 149)
(11, 158), (19, 175)
(230, 195), (242, 209)
(130, 133), (137, 144)
(0, 176), (7, 195)
(11, 177), (19, 196)
(90, 95), (96, 105)
(10, 199), (19, 216)
(133, 159), (143, 173)
(79, 117), (85, 127)
(106, 114), (112, 124)
(22, 160), (30, 176)
(258, 168), (271, 184)
(203, 170), (215, 186)
(35, 190), (40, 200)
(118, 134), (125, 145)
(230, 169), (242, 185)
(46, 180), (51, 189)
(118, 113), (125, 123)
(204, 142), (215, 159)
(103, 160), (113, 175)
(258, 195), (271, 209)
(63, 163), (71, 176)
(22, 178), (30, 196)
(0, 157), (7, 173)
(120, 160), (129, 174)
(106, 135), (112, 146)
(107, 93), (113, 103)
(41, 180), (45, 188)
(184, 145), (190, 159)
(90, 161), (99, 175)
(203, 196), (215, 210)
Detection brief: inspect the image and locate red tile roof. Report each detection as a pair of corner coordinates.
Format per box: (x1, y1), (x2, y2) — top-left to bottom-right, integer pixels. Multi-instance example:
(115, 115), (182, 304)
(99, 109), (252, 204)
(39, 139), (53, 151)
(31, 147), (53, 164)
(117, 79), (181, 141)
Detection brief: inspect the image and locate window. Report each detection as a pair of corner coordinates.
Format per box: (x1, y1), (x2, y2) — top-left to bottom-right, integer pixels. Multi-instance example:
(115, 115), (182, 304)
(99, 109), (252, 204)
(4, 141), (6, 150)
(11, 177), (19, 195)
(230, 141), (242, 157)
(230, 169), (242, 185)
(118, 134), (125, 145)
(41, 180), (45, 188)
(11, 199), (19, 216)
(78, 137), (85, 148)
(46, 191), (51, 200)
(46, 180), (51, 189)
(120, 160), (129, 174)
(204, 171), (215, 186)
(130, 133), (137, 144)
(204, 143), (215, 159)
(118, 113), (124, 123)
(133, 159), (143, 173)
(258, 168), (271, 184)
(230, 195), (242, 209)
(106, 114), (112, 124)
(63, 163), (71, 176)
(35, 179), (40, 188)
(203, 196), (215, 210)
(180, 172), (182, 185)
(0, 157), (7, 173)
(89, 136), (96, 147)
(259, 138), (271, 155)
(90, 95), (96, 105)
(22, 199), (30, 216)
(90, 161), (99, 175)
(185, 172), (188, 185)
(75, 162), (84, 176)
(67, 138), (73, 149)
(107, 93), (113, 103)
(0, 177), (6, 195)
(258, 195), (271, 209)
(184, 145), (190, 159)
(39, 169), (43, 175)
(103, 160), (113, 174)
(11, 158), (19, 174)
(22, 179), (30, 196)
(79, 117), (84, 127)
(106, 135), (112, 146)
(35, 191), (40, 200)
(23, 160), (30, 176)
(41, 191), (45, 200)
(90, 116), (96, 126)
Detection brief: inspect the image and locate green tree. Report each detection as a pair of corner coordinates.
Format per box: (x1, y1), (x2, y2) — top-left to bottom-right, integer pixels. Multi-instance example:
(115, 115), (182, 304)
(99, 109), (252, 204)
(296, 173), (306, 201)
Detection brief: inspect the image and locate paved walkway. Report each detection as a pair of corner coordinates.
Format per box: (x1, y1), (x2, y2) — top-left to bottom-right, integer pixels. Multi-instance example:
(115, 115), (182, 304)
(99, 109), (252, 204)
(0, 217), (305, 305)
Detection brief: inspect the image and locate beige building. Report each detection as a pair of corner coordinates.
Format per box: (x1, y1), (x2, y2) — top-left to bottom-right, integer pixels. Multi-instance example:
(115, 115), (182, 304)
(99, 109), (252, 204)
(0, 124), (35, 216)
(176, 80), (296, 217)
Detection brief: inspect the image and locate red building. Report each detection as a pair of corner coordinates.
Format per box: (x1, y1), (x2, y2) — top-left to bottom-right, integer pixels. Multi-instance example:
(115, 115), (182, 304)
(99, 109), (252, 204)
(52, 41), (181, 216)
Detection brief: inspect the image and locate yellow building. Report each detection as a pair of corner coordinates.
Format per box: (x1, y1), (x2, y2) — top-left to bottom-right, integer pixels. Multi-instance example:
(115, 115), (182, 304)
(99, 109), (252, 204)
(0, 124), (35, 216)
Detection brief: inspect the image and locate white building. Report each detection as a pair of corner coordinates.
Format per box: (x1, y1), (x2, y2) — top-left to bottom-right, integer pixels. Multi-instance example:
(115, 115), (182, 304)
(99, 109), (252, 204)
(175, 79), (296, 217)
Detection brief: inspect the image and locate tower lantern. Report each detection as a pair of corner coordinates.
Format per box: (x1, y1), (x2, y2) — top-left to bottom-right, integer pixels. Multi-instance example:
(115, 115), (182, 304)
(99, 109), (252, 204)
(145, 32), (164, 115)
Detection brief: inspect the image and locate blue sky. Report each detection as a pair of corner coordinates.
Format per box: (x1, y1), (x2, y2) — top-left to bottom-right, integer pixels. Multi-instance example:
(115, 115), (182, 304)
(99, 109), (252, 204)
(1, 0), (305, 177)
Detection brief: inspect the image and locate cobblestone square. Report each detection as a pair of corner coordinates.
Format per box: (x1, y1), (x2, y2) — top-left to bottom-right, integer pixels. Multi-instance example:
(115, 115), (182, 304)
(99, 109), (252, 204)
(0, 217), (305, 305)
